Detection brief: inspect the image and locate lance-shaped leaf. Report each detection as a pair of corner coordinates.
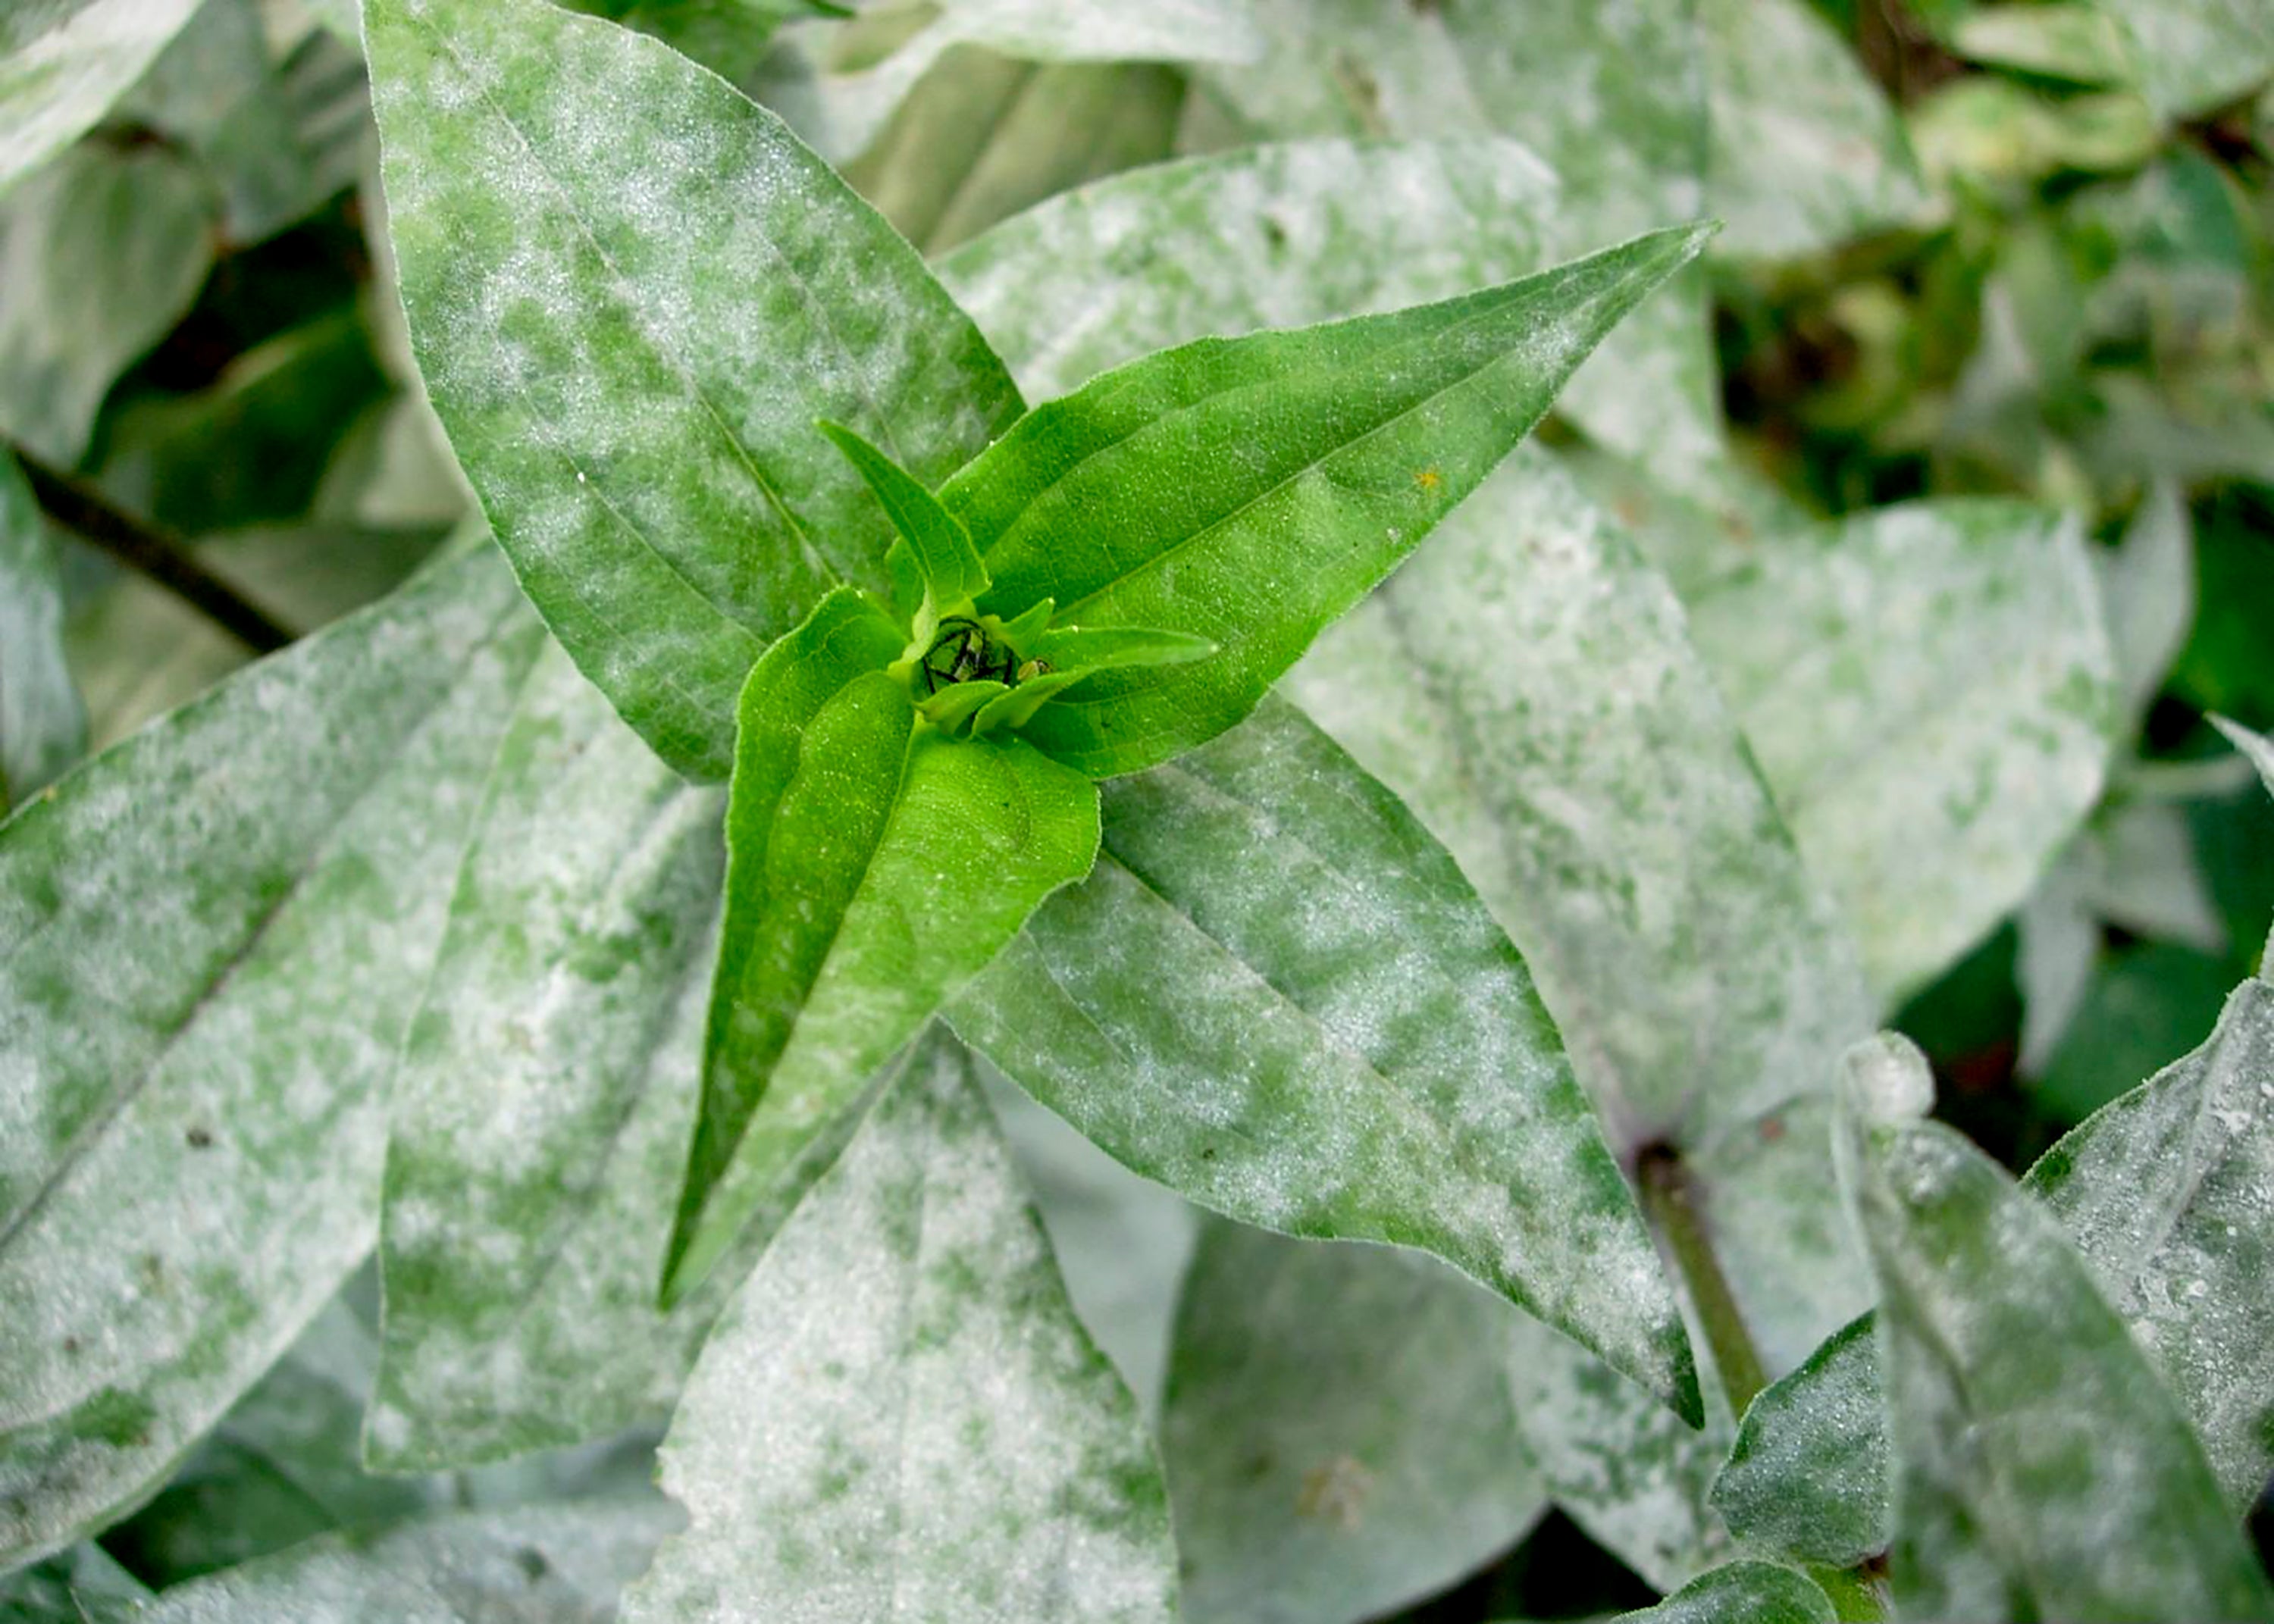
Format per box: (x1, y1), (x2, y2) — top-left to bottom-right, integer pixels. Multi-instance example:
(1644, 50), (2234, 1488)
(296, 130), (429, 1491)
(1577, 1561), (1836, 1624)
(938, 223), (1715, 779)
(952, 693), (1701, 1421)
(625, 1031), (1179, 1623)
(1841, 1053), (2274, 1623)
(0, 453), (81, 812)
(139, 1500), (681, 1623)
(819, 419), (988, 626)
(371, 642), (762, 1470)
(1718, 938), (2274, 1563)
(669, 640), (1101, 1300)
(0, 0), (204, 196)
(0, 546), (543, 1569)
(365, 0), (1022, 778)
(1164, 1222), (1548, 1624)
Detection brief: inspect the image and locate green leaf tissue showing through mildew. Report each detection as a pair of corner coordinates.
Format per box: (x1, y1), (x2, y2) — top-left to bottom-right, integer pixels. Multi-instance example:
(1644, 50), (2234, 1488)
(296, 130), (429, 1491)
(1842, 1072), (2274, 1623)
(939, 222), (1715, 779)
(0, 0), (205, 196)
(1583, 1560), (1837, 1624)
(0, 546), (544, 1569)
(951, 694), (1702, 1422)
(670, 627), (1101, 1301)
(625, 1031), (1179, 1624)
(0, 453), (83, 812)
(365, 0), (1023, 778)
(1164, 1222), (1548, 1624)
(373, 640), (766, 1470)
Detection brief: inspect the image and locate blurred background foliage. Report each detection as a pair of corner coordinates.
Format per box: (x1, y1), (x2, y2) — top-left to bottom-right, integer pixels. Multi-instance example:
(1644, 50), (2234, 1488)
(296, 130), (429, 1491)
(0, 0), (2269, 1617)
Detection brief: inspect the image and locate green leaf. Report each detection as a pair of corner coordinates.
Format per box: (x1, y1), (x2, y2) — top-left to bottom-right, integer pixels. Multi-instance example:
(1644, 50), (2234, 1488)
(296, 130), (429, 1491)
(1953, 4), (2137, 84)
(1684, 499), (2118, 1004)
(1164, 1222), (1547, 1624)
(818, 419), (988, 619)
(0, 1541), (151, 1622)
(139, 1500), (681, 1622)
(560, 0), (839, 86)
(1587, 1561), (1837, 1624)
(0, 142), (215, 468)
(365, 0), (1022, 778)
(951, 693), (1702, 1421)
(0, 546), (543, 1568)
(670, 649), (1101, 1300)
(1699, 0), (1931, 261)
(1709, 1315), (1885, 1568)
(2090, 0), (2274, 119)
(623, 1031), (1179, 1622)
(2100, 480), (2196, 731)
(370, 641), (759, 1469)
(940, 223), (1714, 778)
(844, 52), (1183, 258)
(0, 0), (204, 197)
(1841, 1062), (2274, 1622)
(0, 452), (82, 812)
(1029, 624), (1215, 673)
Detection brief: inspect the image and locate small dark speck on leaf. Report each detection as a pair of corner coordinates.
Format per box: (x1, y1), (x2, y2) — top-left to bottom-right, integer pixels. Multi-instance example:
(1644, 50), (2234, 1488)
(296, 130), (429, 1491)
(514, 1546), (550, 1582)
(1758, 1116), (1784, 1144)
(185, 1126), (214, 1148)
(1261, 215), (1288, 250)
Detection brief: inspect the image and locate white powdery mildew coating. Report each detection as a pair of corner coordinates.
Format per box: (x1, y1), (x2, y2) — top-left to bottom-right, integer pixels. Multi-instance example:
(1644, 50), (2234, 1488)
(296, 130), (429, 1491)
(140, 1500), (681, 1622)
(1164, 1222), (1547, 1624)
(1617, 1562), (1837, 1624)
(1688, 499), (2118, 1004)
(1289, 444), (1873, 1156)
(0, 549), (543, 1567)
(2100, 480), (2195, 729)
(365, 0), (1020, 776)
(2098, 0), (2274, 118)
(1697, 0), (1930, 261)
(1853, 1112), (2274, 1622)
(0, 455), (81, 803)
(955, 696), (1691, 1407)
(1709, 1315), (1888, 1566)
(625, 1034), (1178, 1624)
(371, 640), (735, 1468)
(0, 0), (205, 193)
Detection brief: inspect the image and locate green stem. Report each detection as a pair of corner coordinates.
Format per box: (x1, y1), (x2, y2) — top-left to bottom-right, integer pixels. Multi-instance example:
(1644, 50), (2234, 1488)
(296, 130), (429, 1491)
(11, 446), (296, 655)
(1635, 1144), (1769, 1419)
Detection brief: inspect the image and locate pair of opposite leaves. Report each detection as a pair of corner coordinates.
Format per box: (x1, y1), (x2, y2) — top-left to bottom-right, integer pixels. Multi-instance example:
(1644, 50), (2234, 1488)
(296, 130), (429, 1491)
(364, 0), (1715, 1367)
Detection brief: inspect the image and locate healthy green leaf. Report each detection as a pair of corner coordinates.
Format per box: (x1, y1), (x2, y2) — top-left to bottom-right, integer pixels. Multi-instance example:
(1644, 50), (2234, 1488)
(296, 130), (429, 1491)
(371, 641), (758, 1469)
(1684, 499), (2118, 1003)
(1698, 0), (1931, 261)
(625, 1031), (1179, 1623)
(846, 52), (1183, 257)
(818, 419), (988, 618)
(1841, 1062), (2274, 1623)
(0, 142), (215, 468)
(952, 693), (1702, 1421)
(671, 655), (1101, 1301)
(0, 0), (204, 197)
(941, 222), (1714, 778)
(365, 0), (1022, 778)
(0, 452), (81, 813)
(1164, 1222), (1548, 1624)
(139, 1500), (681, 1622)
(0, 546), (543, 1569)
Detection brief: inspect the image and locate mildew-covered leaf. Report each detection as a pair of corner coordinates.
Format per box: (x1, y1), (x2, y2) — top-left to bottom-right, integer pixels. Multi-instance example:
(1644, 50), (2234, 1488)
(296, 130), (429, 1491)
(1582, 1560), (1836, 1624)
(1720, 964), (2274, 1563)
(952, 693), (1701, 1421)
(0, 1540), (151, 1621)
(1843, 1086), (2274, 1622)
(365, 0), (1022, 778)
(849, 52), (1182, 258)
(371, 642), (753, 1469)
(757, 0), (1259, 164)
(1685, 499), (2117, 1003)
(2100, 480), (2196, 729)
(941, 223), (1713, 778)
(0, 0), (204, 196)
(1180, 2), (1724, 484)
(0, 453), (82, 814)
(671, 659), (1100, 1300)
(1698, 0), (1931, 261)
(1164, 1222), (1547, 1624)
(139, 1499), (681, 1623)
(624, 1031), (1178, 1623)
(0, 546), (544, 1568)
(0, 142), (215, 468)
(2091, 0), (2274, 119)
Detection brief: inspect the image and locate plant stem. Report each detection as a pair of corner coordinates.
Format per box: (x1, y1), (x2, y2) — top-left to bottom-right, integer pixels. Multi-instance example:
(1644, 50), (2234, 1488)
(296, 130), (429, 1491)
(1635, 1144), (1769, 1419)
(11, 446), (296, 655)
